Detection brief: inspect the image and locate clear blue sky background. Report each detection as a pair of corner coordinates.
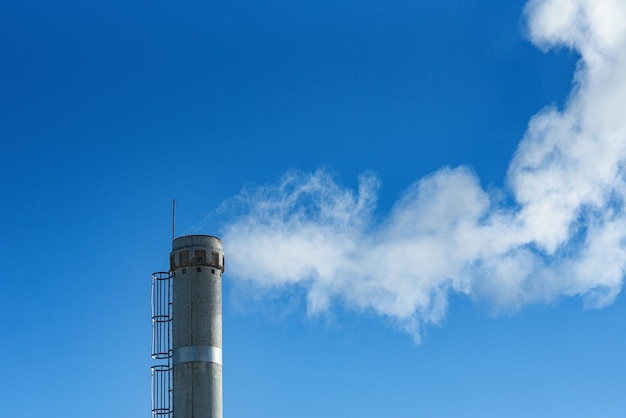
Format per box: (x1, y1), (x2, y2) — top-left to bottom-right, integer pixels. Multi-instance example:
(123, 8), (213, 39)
(1, 0), (625, 417)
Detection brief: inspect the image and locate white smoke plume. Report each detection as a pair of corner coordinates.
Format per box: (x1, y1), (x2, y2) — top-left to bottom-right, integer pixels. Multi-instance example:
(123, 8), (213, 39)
(221, 0), (626, 341)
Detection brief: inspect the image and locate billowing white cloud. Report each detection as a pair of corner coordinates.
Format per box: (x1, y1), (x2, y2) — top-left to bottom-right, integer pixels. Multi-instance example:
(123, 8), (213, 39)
(221, 0), (626, 341)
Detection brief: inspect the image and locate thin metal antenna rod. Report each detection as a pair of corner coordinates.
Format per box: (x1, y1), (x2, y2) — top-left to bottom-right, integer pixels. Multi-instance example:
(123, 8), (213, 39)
(172, 198), (176, 242)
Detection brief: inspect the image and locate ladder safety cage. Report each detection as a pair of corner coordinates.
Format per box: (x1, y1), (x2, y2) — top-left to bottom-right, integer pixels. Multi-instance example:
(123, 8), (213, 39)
(151, 272), (173, 418)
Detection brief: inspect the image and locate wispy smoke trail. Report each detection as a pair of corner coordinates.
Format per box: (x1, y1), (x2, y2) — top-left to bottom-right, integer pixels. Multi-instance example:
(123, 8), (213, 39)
(221, 0), (626, 341)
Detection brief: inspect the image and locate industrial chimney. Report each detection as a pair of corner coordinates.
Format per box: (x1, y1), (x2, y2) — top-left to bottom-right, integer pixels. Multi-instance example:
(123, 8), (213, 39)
(151, 234), (225, 418)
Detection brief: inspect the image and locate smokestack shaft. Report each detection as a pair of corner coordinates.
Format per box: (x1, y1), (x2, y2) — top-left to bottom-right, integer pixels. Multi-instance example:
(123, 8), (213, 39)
(171, 235), (224, 418)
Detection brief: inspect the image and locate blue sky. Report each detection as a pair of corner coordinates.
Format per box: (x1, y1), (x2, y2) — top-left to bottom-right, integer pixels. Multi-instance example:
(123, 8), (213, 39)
(2, 0), (626, 417)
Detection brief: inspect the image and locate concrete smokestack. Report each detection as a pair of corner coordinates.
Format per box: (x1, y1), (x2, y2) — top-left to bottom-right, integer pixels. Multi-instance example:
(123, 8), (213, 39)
(170, 235), (224, 418)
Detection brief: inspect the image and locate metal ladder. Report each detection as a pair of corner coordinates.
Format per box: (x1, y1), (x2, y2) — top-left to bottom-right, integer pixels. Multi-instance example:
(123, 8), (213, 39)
(151, 272), (173, 418)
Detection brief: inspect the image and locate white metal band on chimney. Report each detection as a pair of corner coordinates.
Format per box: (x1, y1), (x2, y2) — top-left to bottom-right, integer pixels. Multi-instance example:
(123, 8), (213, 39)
(173, 346), (223, 366)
